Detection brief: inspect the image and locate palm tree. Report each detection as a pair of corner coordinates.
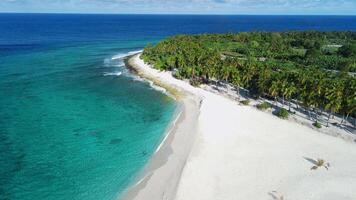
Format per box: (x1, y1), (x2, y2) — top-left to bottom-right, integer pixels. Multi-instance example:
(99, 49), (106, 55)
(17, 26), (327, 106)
(295, 70), (309, 111)
(241, 59), (256, 87)
(231, 69), (241, 101)
(284, 83), (297, 111)
(340, 78), (356, 125)
(142, 33), (355, 129)
(269, 80), (280, 106)
(280, 78), (288, 108)
(257, 67), (272, 97)
(219, 65), (231, 83)
(341, 97), (356, 126)
(312, 71), (327, 121)
(325, 81), (343, 127)
(300, 85), (314, 120)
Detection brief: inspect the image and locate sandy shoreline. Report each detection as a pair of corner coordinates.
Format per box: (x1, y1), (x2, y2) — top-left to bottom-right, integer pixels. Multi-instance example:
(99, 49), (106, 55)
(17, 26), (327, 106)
(120, 54), (202, 200)
(121, 53), (356, 200)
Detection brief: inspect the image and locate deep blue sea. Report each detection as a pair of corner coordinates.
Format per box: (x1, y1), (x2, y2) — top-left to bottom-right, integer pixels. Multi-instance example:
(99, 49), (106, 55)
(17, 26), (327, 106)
(0, 14), (355, 200)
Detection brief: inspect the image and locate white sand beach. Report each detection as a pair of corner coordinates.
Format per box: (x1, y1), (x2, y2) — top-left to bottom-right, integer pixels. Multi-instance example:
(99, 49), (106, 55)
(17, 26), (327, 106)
(122, 53), (356, 200)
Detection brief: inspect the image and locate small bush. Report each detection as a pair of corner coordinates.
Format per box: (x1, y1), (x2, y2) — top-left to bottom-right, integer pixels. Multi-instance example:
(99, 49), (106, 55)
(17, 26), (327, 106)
(189, 78), (202, 87)
(257, 102), (272, 110)
(240, 99), (250, 105)
(276, 108), (289, 119)
(313, 121), (322, 129)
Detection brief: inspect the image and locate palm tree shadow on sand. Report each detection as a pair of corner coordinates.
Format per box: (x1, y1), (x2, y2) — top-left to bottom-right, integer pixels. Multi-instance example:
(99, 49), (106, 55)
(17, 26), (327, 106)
(303, 157), (318, 165)
(268, 191), (285, 200)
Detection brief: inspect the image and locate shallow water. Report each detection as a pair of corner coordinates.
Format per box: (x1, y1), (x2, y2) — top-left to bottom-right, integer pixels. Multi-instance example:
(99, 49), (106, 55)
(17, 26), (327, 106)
(1, 14), (355, 200)
(0, 42), (177, 200)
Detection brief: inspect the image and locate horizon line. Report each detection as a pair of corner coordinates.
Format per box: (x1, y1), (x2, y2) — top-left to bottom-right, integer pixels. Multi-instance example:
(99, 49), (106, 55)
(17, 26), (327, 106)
(0, 12), (356, 16)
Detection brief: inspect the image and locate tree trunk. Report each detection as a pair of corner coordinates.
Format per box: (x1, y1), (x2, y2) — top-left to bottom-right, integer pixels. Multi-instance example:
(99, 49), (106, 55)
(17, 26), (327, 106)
(308, 109), (312, 120)
(345, 113), (350, 123)
(237, 85), (240, 101)
(227, 84), (230, 96)
(282, 96), (285, 108)
(288, 100), (291, 111)
(326, 111), (332, 127)
(340, 114), (345, 125)
(343, 113), (350, 125)
(313, 108), (318, 122)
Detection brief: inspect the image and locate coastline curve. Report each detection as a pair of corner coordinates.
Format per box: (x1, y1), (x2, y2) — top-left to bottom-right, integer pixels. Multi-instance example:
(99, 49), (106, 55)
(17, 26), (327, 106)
(119, 53), (202, 200)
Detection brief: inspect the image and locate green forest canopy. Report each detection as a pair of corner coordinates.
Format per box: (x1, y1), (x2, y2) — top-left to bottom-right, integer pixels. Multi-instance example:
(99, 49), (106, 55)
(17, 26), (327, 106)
(141, 31), (356, 118)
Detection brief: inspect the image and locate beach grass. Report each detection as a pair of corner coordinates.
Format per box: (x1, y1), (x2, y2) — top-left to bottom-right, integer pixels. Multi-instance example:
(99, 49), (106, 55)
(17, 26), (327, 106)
(257, 102), (272, 110)
(276, 108), (289, 119)
(240, 99), (250, 105)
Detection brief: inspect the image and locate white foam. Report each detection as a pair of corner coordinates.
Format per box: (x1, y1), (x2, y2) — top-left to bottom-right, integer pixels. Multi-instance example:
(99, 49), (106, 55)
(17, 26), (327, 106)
(103, 72), (122, 76)
(155, 111), (182, 153)
(149, 81), (167, 93)
(111, 50), (142, 60)
(130, 75), (172, 96)
(111, 53), (127, 60)
(130, 74), (145, 82)
(105, 50), (173, 96)
(103, 50), (141, 76)
(128, 50), (143, 55)
(114, 63), (125, 67)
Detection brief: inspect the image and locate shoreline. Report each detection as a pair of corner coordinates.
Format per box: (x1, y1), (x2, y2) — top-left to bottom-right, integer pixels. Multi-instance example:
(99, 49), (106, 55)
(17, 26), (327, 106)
(119, 54), (202, 200)
(120, 53), (356, 200)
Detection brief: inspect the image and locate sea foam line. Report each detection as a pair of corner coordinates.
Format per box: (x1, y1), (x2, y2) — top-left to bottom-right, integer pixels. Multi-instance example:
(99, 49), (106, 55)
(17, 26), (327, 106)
(103, 72), (122, 76)
(111, 50), (143, 60)
(130, 74), (177, 99)
(155, 111), (182, 154)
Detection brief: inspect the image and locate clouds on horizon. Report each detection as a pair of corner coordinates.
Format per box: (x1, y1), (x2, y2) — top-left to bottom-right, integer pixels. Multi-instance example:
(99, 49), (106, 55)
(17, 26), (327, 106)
(1, 0), (356, 14)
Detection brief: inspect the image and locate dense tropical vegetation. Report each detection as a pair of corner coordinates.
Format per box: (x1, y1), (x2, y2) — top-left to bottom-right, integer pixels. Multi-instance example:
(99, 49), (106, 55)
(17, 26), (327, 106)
(141, 31), (356, 126)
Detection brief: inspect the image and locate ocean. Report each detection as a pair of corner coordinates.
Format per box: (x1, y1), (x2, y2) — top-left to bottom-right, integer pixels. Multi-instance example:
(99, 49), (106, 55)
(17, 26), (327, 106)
(0, 14), (355, 200)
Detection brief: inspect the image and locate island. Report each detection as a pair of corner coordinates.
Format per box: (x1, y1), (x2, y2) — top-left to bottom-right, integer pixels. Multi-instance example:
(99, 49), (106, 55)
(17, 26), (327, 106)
(141, 31), (355, 128)
(122, 31), (356, 200)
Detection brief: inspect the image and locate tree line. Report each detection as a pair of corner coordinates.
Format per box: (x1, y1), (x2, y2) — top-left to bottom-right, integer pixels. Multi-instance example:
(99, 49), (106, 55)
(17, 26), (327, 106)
(141, 32), (356, 125)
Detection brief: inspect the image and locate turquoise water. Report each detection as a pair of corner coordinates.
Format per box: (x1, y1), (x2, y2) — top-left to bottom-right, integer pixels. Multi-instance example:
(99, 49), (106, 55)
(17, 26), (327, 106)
(1, 14), (356, 200)
(0, 41), (177, 200)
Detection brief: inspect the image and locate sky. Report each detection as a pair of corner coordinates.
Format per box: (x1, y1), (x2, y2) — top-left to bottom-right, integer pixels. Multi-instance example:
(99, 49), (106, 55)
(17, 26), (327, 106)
(0, 0), (355, 15)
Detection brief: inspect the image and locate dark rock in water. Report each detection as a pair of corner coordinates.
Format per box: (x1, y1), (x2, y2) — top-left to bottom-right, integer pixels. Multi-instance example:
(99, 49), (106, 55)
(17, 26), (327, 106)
(17, 153), (26, 159)
(89, 131), (100, 137)
(13, 160), (24, 173)
(44, 174), (56, 182)
(110, 138), (122, 145)
(73, 128), (84, 133)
